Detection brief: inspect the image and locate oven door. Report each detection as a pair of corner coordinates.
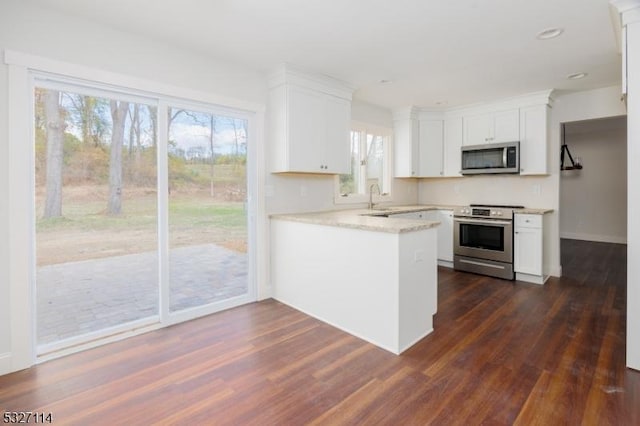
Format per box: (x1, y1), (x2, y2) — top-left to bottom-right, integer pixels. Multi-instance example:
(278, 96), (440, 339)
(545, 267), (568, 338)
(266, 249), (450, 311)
(454, 217), (513, 263)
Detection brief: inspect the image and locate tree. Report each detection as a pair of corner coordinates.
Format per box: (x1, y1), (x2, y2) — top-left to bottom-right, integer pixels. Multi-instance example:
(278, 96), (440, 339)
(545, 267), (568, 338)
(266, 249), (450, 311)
(209, 115), (216, 196)
(43, 90), (65, 218)
(108, 100), (129, 215)
(66, 95), (108, 146)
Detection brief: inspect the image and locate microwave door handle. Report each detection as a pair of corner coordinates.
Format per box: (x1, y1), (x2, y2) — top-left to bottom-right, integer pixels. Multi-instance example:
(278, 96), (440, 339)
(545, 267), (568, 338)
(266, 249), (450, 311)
(503, 147), (508, 167)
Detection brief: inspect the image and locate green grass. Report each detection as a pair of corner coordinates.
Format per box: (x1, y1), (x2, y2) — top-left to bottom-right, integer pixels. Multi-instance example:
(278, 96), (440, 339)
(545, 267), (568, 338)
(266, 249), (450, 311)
(36, 195), (246, 233)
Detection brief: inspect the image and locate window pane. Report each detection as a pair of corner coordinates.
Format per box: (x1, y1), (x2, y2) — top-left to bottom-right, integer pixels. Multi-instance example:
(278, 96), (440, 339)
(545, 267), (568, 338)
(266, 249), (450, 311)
(339, 130), (361, 195)
(366, 134), (385, 192)
(35, 87), (158, 347)
(167, 107), (248, 312)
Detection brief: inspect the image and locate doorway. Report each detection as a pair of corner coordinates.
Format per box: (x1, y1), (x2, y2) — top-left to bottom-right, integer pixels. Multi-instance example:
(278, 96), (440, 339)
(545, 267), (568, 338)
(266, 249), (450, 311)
(559, 116), (627, 245)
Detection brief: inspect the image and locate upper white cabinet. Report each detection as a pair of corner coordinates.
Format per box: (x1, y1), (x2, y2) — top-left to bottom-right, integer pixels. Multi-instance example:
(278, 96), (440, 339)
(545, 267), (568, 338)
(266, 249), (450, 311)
(393, 108), (420, 177)
(393, 91), (552, 178)
(418, 119), (444, 177)
(443, 117), (463, 177)
(463, 108), (520, 146)
(268, 65), (353, 174)
(519, 105), (549, 175)
(394, 111), (463, 178)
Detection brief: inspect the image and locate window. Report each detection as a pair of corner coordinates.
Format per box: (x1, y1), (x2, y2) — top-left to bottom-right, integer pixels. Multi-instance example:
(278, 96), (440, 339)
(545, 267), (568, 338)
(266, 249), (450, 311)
(336, 123), (391, 203)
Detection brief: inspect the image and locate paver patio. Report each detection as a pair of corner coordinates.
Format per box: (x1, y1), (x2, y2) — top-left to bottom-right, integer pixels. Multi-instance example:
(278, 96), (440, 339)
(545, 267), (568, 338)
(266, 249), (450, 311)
(37, 243), (247, 345)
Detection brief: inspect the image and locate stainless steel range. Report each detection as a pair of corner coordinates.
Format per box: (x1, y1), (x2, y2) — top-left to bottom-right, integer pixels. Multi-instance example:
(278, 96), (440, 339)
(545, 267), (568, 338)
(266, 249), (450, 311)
(453, 204), (524, 280)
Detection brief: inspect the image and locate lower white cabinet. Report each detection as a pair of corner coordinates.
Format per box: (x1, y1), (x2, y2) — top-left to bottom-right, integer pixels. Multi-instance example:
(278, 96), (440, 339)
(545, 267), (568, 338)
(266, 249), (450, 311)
(392, 209), (454, 265)
(514, 214), (546, 284)
(436, 210), (454, 263)
(392, 211), (426, 220)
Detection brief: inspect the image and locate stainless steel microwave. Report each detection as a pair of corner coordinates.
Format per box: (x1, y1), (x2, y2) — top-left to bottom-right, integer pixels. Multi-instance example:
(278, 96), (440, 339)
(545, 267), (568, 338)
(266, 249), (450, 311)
(461, 141), (520, 175)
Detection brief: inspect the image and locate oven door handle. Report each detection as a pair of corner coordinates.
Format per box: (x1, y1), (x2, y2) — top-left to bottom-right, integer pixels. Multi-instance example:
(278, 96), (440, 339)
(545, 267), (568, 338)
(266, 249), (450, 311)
(454, 217), (512, 226)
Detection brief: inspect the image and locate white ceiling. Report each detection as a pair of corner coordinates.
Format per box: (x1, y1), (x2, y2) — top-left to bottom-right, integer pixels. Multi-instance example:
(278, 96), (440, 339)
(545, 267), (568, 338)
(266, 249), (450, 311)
(32, 0), (622, 109)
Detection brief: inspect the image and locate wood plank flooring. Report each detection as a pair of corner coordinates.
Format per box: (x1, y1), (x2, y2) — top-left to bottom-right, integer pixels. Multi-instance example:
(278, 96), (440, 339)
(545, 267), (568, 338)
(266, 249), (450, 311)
(1, 239), (638, 425)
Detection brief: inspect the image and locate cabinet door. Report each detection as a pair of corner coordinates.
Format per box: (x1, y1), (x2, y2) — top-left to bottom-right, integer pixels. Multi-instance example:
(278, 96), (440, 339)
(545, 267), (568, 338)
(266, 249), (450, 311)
(288, 86), (325, 172)
(443, 117), (463, 176)
(419, 120), (444, 177)
(324, 96), (351, 174)
(519, 105), (548, 175)
(437, 210), (454, 262)
(514, 226), (542, 275)
(463, 113), (492, 146)
(394, 118), (419, 177)
(392, 211), (424, 220)
(493, 109), (520, 143)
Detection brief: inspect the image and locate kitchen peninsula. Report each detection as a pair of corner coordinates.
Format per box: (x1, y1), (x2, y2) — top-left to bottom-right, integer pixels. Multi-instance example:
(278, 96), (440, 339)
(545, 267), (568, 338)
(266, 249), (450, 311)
(270, 207), (440, 354)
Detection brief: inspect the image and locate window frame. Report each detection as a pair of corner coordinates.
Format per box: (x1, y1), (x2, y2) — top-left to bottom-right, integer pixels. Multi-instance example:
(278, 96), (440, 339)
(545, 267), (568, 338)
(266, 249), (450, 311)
(334, 121), (393, 205)
(4, 50), (264, 368)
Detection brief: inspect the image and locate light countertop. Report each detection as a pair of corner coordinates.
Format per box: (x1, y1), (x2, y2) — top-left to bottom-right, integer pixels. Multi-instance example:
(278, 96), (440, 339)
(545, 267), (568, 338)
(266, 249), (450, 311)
(270, 204), (553, 234)
(270, 207), (441, 234)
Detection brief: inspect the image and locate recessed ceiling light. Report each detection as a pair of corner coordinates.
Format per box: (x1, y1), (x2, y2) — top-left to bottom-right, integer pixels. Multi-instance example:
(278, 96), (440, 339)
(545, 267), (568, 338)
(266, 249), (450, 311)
(536, 27), (564, 40)
(435, 101), (448, 106)
(567, 72), (588, 80)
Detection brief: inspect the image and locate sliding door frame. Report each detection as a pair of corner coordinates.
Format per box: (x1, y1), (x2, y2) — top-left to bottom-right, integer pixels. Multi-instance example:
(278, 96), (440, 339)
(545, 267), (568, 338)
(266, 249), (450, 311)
(4, 50), (264, 368)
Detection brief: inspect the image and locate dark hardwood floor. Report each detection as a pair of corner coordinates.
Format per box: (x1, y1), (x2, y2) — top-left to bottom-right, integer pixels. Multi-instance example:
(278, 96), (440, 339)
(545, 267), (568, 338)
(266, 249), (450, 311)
(1, 239), (638, 425)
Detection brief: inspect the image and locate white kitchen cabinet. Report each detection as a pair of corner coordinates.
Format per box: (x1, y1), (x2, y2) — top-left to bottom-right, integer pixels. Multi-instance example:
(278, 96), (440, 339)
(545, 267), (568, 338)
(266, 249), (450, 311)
(519, 105), (549, 175)
(443, 117), (463, 177)
(463, 109), (520, 146)
(396, 115), (462, 178)
(393, 108), (420, 177)
(436, 210), (454, 263)
(269, 67), (352, 174)
(393, 209), (454, 265)
(514, 214), (547, 284)
(392, 211), (426, 220)
(419, 119), (444, 177)
(424, 210), (454, 264)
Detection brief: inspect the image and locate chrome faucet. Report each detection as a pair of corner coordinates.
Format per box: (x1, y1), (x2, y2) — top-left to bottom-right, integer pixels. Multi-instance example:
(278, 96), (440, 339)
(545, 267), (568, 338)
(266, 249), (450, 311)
(368, 183), (381, 209)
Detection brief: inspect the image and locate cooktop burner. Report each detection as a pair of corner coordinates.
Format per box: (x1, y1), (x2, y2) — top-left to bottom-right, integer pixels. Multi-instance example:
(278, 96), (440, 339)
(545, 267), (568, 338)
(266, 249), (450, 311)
(469, 204), (525, 209)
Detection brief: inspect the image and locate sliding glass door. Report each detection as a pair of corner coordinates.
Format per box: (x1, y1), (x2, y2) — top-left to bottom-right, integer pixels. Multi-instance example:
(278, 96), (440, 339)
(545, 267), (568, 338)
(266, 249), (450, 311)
(34, 86), (159, 349)
(167, 106), (249, 313)
(33, 79), (254, 354)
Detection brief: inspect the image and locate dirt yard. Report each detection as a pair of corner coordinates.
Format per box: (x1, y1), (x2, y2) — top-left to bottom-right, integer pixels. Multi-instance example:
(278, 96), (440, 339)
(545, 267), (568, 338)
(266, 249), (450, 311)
(35, 185), (247, 266)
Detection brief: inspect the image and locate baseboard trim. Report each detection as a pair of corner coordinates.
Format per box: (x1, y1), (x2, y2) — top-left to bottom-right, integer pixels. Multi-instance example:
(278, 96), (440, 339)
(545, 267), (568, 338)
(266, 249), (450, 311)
(0, 352), (12, 376)
(560, 232), (627, 245)
(437, 260), (453, 269)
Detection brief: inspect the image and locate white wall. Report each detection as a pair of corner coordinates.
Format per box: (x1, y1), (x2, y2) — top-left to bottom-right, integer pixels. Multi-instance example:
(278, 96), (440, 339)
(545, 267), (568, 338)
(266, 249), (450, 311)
(417, 85), (627, 277)
(0, 48), (9, 367)
(616, 0), (640, 371)
(560, 116), (627, 243)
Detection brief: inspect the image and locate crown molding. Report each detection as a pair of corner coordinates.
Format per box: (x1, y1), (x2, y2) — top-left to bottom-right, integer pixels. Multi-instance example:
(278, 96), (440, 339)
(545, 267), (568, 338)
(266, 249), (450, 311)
(267, 63), (354, 100)
(611, 0), (640, 25)
(392, 106), (420, 121)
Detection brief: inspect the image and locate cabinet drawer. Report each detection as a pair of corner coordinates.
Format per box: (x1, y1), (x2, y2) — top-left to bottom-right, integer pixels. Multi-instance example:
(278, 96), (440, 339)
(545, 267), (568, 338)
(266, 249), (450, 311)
(515, 214), (542, 229)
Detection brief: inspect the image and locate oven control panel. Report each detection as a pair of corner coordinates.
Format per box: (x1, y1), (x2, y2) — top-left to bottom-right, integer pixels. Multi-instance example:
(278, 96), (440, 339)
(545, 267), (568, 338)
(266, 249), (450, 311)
(455, 205), (522, 219)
